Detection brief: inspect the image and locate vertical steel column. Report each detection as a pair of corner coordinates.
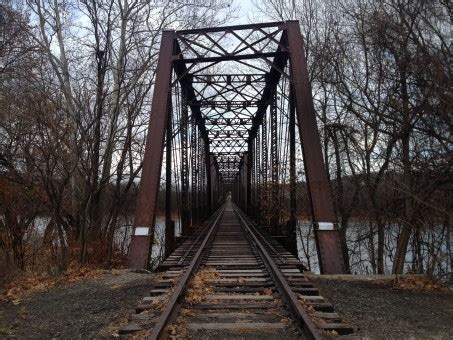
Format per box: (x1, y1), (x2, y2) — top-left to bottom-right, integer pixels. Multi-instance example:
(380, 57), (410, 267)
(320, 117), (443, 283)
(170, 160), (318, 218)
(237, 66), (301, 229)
(256, 131), (261, 218)
(287, 85), (298, 256)
(289, 86), (297, 221)
(232, 178), (237, 203)
(217, 177), (221, 203)
(206, 147), (212, 214)
(238, 169), (242, 209)
(165, 92), (174, 258)
(234, 175), (238, 205)
(191, 118), (197, 224)
(251, 148), (254, 210)
(128, 31), (175, 269)
(238, 174), (242, 207)
(270, 91), (279, 234)
(243, 155), (249, 210)
(200, 147), (203, 212)
(181, 87), (190, 236)
(262, 112), (268, 225)
(199, 137), (205, 216)
(196, 134), (201, 219)
(246, 144), (252, 213)
(286, 21), (345, 274)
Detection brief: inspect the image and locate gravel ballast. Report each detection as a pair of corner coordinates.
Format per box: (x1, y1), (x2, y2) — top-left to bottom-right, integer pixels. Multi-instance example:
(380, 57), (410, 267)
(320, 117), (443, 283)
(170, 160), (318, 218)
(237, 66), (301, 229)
(0, 270), (154, 338)
(309, 275), (453, 339)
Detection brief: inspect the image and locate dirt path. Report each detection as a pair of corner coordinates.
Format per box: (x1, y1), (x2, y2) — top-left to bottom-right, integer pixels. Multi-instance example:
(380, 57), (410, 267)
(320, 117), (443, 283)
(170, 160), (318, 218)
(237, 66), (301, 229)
(309, 275), (453, 340)
(0, 270), (154, 338)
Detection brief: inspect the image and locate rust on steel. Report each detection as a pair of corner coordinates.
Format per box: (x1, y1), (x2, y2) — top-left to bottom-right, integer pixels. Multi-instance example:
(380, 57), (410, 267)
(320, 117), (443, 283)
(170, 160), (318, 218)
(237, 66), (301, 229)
(147, 206), (225, 340)
(232, 203), (322, 340)
(128, 31), (175, 269)
(316, 230), (346, 274)
(286, 21), (345, 273)
(128, 20), (346, 274)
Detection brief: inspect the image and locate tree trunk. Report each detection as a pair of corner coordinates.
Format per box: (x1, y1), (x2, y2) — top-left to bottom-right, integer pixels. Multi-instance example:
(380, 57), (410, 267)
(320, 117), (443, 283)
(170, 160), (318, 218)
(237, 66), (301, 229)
(368, 221), (377, 274)
(377, 219), (385, 274)
(392, 65), (413, 274)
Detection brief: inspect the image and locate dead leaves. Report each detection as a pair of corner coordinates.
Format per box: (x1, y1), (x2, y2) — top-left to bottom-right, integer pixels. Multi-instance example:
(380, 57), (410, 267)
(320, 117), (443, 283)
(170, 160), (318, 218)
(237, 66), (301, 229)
(1, 266), (106, 303)
(392, 275), (445, 291)
(166, 319), (188, 339)
(261, 288), (273, 296)
(185, 267), (218, 305)
(167, 325), (177, 335)
(1, 275), (54, 303)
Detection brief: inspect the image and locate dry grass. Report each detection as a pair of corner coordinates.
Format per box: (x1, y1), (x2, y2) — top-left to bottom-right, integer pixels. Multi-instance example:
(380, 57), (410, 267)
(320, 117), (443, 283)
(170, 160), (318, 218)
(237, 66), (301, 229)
(0, 263), (107, 303)
(392, 274), (446, 291)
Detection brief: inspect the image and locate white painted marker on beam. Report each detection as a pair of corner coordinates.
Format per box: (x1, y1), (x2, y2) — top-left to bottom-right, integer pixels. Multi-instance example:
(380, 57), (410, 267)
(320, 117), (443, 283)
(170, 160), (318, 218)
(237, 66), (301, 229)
(318, 222), (334, 230)
(134, 227), (150, 236)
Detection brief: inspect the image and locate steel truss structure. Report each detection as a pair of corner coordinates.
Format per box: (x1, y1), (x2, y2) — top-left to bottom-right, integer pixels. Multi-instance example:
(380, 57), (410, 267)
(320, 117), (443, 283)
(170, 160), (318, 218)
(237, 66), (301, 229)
(128, 21), (345, 274)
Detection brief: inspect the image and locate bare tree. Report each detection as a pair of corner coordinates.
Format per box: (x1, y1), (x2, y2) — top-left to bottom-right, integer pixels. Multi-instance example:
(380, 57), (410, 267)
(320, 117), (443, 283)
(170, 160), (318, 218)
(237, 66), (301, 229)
(253, 0), (452, 276)
(1, 0), (236, 272)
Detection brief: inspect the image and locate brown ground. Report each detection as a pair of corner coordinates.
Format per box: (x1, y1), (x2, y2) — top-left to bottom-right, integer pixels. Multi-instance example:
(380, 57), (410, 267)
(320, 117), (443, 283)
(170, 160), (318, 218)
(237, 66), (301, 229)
(308, 274), (453, 340)
(0, 270), (154, 338)
(1, 272), (451, 339)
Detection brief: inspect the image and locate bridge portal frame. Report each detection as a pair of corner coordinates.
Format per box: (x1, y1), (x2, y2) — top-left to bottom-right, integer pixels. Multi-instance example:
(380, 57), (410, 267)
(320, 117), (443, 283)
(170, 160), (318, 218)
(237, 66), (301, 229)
(128, 21), (345, 274)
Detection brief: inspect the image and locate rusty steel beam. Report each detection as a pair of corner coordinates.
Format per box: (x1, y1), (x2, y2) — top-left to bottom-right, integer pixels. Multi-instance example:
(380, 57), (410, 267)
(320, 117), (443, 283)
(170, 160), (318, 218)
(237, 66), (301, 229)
(128, 31), (175, 269)
(205, 141), (212, 214)
(205, 118), (253, 125)
(208, 154), (214, 212)
(250, 138), (255, 211)
(191, 100), (263, 107)
(172, 40), (209, 144)
(289, 86), (297, 222)
(199, 135), (205, 218)
(287, 85), (298, 257)
(247, 141), (252, 213)
(176, 21), (284, 35)
(191, 118), (198, 223)
(181, 87), (190, 236)
(190, 74), (266, 83)
(261, 112), (268, 224)
(255, 129), (261, 216)
(270, 91), (279, 234)
(165, 91), (174, 258)
(286, 21), (345, 274)
(248, 34), (289, 142)
(175, 52), (281, 64)
(242, 153), (249, 211)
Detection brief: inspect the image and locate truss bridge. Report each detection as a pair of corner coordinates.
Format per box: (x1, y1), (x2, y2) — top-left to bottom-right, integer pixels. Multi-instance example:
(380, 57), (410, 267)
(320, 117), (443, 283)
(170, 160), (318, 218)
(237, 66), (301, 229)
(129, 21), (345, 274)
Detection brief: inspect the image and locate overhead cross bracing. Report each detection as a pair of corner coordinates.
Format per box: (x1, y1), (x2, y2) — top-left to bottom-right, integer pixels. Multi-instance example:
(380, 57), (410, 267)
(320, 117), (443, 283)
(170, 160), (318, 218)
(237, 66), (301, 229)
(128, 21), (347, 275)
(173, 23), (287, 183)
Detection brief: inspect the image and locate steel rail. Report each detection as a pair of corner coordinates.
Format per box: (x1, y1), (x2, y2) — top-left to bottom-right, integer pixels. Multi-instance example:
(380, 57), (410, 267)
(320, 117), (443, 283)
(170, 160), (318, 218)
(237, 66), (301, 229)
(231, 203), (322, 340)
(240, 215), (287, 264)
(176, 207), (222, 266)
(147, 204), (225, 340)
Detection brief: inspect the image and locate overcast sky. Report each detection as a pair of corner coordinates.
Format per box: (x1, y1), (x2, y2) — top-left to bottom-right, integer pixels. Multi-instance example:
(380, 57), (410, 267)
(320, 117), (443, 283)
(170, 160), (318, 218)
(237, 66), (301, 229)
(232, 0), (262, 25)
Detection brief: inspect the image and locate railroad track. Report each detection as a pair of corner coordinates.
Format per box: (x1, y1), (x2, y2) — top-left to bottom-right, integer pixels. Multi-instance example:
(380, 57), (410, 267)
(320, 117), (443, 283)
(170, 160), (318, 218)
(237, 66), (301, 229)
(118, 201), (357, 339)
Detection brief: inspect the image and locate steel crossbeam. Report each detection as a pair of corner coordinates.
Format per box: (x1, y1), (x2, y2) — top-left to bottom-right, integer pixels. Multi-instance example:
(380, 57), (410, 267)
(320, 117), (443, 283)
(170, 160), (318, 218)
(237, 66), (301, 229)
(128, 21), (346, 274)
